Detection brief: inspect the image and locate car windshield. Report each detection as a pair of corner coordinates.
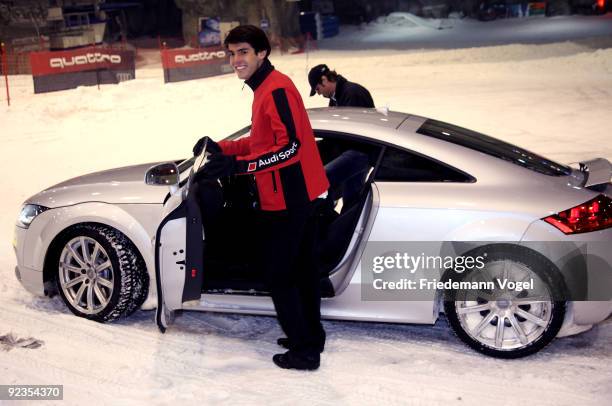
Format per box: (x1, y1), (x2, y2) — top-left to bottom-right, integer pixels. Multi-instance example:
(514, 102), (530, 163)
(417, 119), (572, 177)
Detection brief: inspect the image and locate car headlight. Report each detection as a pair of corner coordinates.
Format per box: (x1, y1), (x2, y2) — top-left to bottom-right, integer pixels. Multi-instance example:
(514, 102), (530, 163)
(16, 204), (49, 229)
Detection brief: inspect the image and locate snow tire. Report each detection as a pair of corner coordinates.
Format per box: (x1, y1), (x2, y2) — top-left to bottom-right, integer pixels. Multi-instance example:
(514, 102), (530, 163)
(444, 244), (566, 358)
(54, 224), (149, 323)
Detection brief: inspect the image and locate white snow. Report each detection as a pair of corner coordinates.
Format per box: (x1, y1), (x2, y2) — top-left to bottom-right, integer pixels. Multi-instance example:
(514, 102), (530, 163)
(380, 11), (455, 30)
(1, 15), (611, 405)
(323, 13), (612, 49)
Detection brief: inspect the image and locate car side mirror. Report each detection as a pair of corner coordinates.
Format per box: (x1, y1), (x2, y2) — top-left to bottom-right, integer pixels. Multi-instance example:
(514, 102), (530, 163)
(145, 162), (179, 186)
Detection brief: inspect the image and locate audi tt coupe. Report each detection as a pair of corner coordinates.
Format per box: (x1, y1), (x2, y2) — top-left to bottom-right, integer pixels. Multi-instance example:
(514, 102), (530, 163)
(13, 108), (612, 358)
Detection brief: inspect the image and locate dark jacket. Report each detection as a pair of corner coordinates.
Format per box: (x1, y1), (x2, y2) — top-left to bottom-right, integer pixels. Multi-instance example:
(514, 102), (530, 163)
(329, 76), (374, 108)
(219, 59), (329, 212)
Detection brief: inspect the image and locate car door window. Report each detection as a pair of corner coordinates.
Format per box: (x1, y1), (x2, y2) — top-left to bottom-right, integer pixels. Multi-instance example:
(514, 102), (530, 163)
(374, 147), (473, 183)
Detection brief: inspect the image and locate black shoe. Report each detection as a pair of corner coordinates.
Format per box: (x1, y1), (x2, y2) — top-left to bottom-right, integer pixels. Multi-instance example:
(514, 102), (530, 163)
(272, 351), (320, 371)
(277, 337), (325, 353)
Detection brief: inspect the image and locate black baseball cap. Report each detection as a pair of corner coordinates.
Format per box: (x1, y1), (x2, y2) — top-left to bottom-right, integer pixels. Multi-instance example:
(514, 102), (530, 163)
(308, 64), (330, 96)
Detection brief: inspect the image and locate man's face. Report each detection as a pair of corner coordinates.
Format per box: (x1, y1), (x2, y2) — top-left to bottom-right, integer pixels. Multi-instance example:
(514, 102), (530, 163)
(227, 42), (267, 80)
(315, 75), (335, 98)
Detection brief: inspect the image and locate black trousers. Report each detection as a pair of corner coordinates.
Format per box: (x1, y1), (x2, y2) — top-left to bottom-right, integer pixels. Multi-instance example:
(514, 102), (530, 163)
(255, 201), (325, 356)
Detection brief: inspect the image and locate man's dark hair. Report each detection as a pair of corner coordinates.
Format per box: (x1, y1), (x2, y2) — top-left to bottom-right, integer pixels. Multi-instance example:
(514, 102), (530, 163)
(224, 25), (271, 58)
(323, 69), (338, 82)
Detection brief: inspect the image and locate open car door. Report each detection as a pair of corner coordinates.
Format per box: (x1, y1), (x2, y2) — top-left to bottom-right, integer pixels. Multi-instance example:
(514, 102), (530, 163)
(150, 147), (208, 332)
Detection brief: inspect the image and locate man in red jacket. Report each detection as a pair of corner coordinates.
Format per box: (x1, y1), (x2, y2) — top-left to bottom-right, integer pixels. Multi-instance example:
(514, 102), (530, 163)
(194, 25), (329, 370)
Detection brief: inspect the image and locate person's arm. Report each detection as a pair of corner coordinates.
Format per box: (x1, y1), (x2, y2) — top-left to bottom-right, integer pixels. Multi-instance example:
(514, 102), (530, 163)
(232, 88), (302, 175)
(218, 137), (251, 156)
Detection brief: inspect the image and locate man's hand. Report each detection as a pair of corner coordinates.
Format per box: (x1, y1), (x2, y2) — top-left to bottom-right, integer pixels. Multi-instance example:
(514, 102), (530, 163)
(194, 154), (237, 180)
(192, 136), (222, 156)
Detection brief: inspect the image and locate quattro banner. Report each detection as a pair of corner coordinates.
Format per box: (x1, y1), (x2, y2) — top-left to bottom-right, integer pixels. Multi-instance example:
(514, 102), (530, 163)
(29, 47), (135, 94)
(161, 46), (232, 83)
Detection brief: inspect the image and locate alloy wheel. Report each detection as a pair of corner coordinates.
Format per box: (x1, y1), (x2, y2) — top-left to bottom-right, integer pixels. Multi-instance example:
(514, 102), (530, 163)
(455, 260), (553, 351)
(58, 236), (115, 315)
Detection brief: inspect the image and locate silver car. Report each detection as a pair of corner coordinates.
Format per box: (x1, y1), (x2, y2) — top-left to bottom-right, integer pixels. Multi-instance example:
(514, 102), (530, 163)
(13, 108), (612, 358)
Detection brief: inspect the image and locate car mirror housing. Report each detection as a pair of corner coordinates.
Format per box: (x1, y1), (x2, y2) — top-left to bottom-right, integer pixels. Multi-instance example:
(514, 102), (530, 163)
(145, 162), (180, 187)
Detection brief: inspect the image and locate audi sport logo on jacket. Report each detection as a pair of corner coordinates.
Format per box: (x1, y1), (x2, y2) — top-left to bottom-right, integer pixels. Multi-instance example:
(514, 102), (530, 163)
(49, 53), (122, 69)
(245, 141), (300, 172)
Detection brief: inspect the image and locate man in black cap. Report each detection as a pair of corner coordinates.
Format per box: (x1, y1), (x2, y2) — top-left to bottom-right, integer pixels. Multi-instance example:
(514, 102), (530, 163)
(308, 64), (374, 108)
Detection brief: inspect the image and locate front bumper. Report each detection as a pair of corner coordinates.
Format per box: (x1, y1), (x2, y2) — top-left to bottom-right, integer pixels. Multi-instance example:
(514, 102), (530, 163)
(14, 225), (45, 296)
(15, 265), (45, 296)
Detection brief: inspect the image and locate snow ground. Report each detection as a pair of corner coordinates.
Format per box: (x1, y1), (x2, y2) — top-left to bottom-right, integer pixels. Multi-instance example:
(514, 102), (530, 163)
(1, 15), (612, 405)
(323, 13), (612, 49)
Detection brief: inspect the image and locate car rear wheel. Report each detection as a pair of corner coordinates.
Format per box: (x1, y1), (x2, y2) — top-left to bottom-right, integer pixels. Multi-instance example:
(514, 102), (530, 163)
(55, 224), (149, 322)
(444, 244), (565, 358)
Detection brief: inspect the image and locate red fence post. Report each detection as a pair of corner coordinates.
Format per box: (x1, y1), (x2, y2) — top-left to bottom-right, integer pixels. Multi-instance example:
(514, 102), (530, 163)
(160, 39), (169, 84)
(1, 43), (10, 106)
(93, 42), (100, 90)
(305, 32), (318, 52)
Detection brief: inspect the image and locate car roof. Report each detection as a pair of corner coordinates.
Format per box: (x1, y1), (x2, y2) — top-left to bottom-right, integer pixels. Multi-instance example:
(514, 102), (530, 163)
(307, 107), (427, 133)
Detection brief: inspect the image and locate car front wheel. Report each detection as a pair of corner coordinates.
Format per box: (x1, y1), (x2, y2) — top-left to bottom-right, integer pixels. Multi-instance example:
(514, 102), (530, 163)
(444, 244), (566, 358)
(55, 224), (149, 322)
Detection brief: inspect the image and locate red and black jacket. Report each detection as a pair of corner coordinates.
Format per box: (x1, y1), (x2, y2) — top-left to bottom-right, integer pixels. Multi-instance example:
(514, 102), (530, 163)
(219, 59), (329, 211)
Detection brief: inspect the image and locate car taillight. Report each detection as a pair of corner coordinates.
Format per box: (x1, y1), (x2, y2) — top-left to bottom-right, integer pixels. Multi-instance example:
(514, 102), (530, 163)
(543, 194), (612, 234)
(597, 0), (605, 10)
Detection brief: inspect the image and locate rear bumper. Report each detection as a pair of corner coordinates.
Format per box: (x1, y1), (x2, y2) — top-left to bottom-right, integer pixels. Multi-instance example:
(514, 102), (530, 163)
(558, 300), (612, 337)
(572, 301), (612, 325)
(522, 220), (612, 333)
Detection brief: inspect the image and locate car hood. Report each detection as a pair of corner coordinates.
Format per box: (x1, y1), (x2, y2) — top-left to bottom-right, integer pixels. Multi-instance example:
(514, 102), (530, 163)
(26, 162), (176, 208)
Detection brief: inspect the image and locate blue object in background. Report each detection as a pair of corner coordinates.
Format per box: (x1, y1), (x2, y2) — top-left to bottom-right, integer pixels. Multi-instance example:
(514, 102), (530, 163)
(299, 12), (339, 40)
(199, 17), (220, 47)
